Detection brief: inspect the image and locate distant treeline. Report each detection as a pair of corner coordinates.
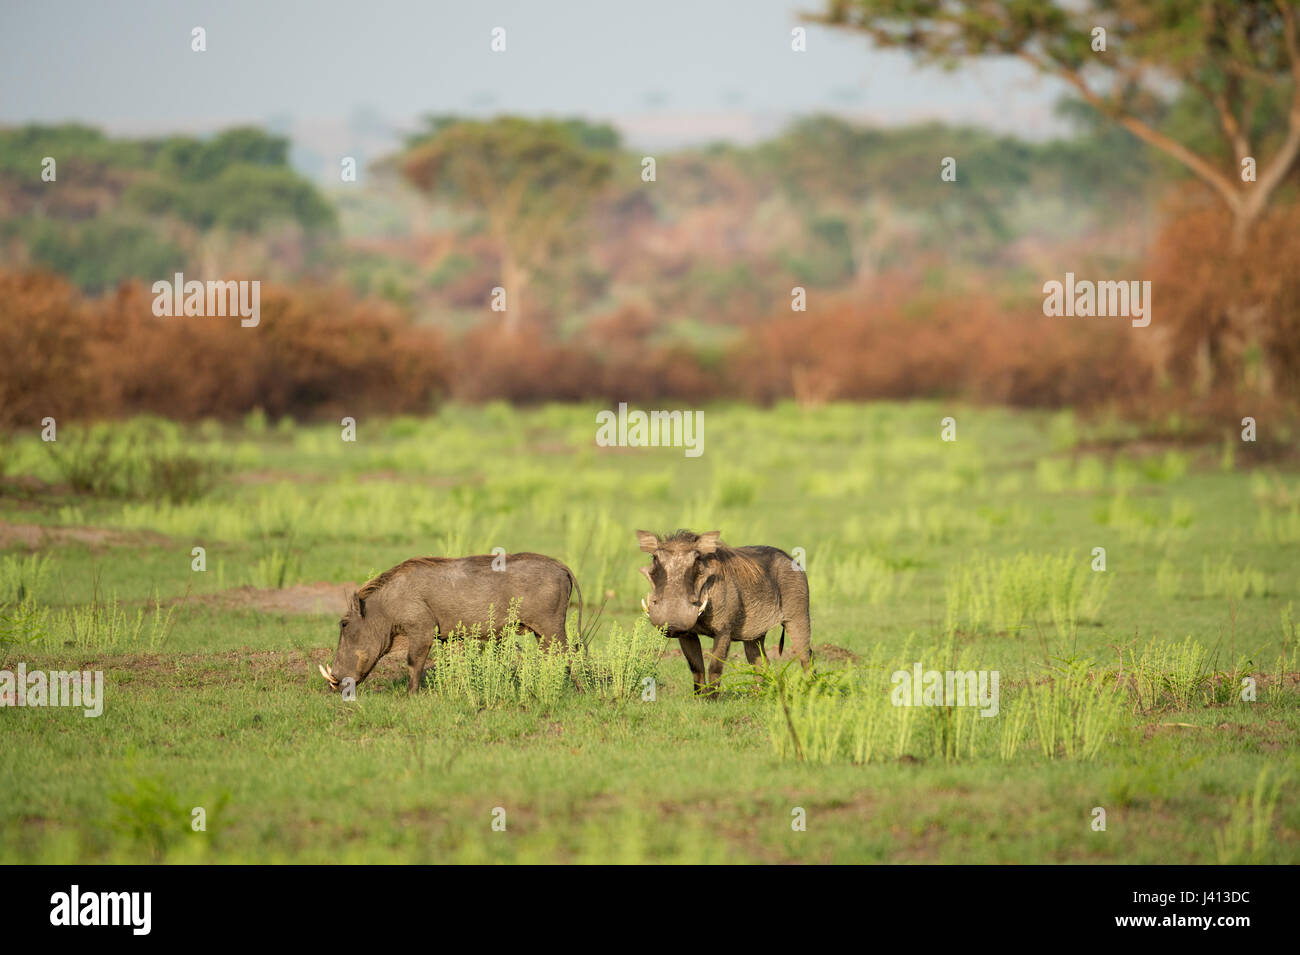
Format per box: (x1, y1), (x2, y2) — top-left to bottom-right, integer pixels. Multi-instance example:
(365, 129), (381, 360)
(0, 125), (335, 292)
(2, 117), (1298, 428)
(7, 201), (1297, 433)
(0, 115), (1152, 305)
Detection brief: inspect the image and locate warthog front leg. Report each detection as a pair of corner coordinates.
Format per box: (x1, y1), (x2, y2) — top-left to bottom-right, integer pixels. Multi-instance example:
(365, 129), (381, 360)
(678, 633), (708, 695)
(705, 633), (732, 695)
(406, 629), (436, 695)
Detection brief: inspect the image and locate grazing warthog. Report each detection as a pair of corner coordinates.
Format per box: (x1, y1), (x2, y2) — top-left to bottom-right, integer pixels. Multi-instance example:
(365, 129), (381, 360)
(637, 529), (811, 695)
(319, 553), (581, 695)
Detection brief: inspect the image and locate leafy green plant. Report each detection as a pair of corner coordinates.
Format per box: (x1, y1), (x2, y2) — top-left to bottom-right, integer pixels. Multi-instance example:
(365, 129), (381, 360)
(0, 554), (55, 648)
(1202, 555), (1271, 600)
(1127, 637), (1213, 712)
(814, 549), (914, 607)
(423, 602), (662, 708)
(252, 547), (301, 590)
(108, 776), (187, 861)
(1155, 556), (1181, 598)
(0, 553), (53, 605)
(1214, 768), (1288, 864)
(43, 424), (225, 502)
(761, 643), (1025, 765)
(44, 427), (127, 496)
(1025, 660), (1124, 760)
(48, 593), (176, 652)
(0, 597), (50, 648)
(711, 469), (757, 508)
(135, 451), (225, 504)
(944, 551), (1108, 647)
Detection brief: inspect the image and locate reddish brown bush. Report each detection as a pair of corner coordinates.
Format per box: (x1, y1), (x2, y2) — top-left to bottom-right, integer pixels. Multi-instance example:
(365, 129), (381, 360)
(0, 271), (100, 428)
(6, 213), (1298, 430)
(0, 270), (448, 428)
(735, 275), (1153, 409)
(1146, 199), (1300, 409)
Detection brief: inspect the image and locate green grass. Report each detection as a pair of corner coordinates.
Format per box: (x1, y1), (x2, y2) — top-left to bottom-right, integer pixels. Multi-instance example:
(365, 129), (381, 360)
(0, 401), (1297, 863)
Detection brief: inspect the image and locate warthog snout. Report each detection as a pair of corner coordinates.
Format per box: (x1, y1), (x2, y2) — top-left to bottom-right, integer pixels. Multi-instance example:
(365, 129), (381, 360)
(638, 529), (717, 633)
(322, 592), (385, 691)
(642, 591), (708, 632)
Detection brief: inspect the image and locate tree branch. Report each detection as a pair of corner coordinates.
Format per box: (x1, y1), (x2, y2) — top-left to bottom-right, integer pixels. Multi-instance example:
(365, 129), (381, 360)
(1247, 1), (1300, 215)
(1018, 50), (1244, 212)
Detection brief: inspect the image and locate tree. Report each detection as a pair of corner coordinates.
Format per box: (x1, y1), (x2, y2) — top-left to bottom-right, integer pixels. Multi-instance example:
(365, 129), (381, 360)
(815, 1), (1299, 249)
(815, 0), (1300, 389)
(401, 116), (615, 333)
(155, 127), (290, 183)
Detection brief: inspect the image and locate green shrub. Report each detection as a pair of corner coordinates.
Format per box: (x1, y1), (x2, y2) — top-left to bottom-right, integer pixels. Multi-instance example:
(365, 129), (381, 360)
(422, 603), (662, 708)
(944, 551), (1109, 644)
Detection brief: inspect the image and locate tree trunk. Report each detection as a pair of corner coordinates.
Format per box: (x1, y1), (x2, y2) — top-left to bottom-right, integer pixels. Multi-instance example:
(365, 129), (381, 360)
(501, 251), (527, 336)
(1198, 205), (1269, 396)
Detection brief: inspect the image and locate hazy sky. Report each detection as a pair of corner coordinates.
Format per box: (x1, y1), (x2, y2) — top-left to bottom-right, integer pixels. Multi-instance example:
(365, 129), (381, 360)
(1, 1), (1071, 171)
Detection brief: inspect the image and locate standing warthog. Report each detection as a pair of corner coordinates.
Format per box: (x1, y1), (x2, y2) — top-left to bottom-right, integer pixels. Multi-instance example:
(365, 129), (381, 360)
(319, 553), (581, 695)
(637, 529), (811, 695)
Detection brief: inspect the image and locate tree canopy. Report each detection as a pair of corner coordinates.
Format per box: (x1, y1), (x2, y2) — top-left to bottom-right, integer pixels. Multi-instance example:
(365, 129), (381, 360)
(815, 0), (1300, 247)
(401, 116), (616, 331)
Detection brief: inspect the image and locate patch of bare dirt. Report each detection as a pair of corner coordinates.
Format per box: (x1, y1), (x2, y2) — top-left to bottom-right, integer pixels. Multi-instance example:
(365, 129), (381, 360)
(190, 582), (355, 616)
(812, 643), (858, 663)
(1071, 437), (1204, 457)
(232, 469), (322, 486)
(0, 475), (71, 499)
(355, 471), (468, 487)
(1141, 718), (1294, 746)
(0, 520), (166, 551)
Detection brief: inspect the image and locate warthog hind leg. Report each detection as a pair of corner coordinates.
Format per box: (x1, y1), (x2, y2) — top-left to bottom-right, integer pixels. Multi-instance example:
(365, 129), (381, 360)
(743, 635), (768, 684)
(782, 612), (812, 670)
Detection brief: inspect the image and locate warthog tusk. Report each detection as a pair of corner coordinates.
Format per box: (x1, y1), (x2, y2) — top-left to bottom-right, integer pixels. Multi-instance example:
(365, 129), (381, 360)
(697, 596), (708, 615)
(641, 596), (650, 616)
(319, 663), (338, 685)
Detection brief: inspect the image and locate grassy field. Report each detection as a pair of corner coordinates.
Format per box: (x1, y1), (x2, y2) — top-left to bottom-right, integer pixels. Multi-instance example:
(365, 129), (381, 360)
(0, 401), (1296, 863)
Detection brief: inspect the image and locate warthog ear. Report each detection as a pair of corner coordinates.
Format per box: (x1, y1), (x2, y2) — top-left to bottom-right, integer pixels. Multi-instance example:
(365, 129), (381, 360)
(635, 530), (659, 553)
(349, 590), (366, 617)
(696, 531), (722, 554)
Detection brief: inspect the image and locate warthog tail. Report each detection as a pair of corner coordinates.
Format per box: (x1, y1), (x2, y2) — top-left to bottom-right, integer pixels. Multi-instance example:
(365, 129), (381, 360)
(566, 566), (585, 646)
(780, 623), (786, 655)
